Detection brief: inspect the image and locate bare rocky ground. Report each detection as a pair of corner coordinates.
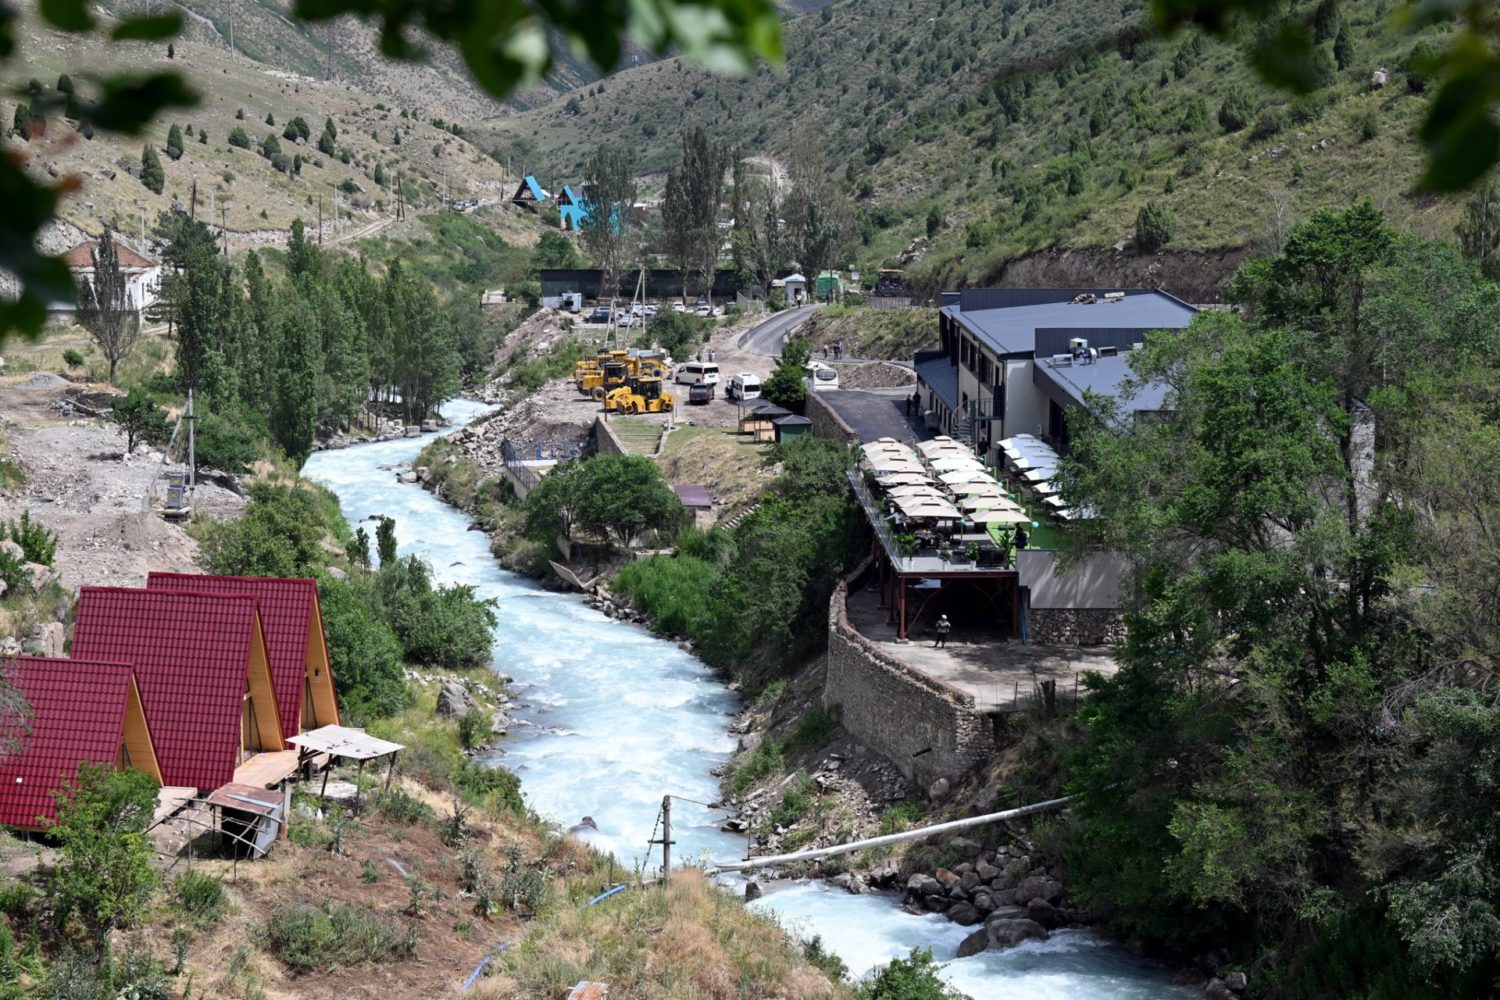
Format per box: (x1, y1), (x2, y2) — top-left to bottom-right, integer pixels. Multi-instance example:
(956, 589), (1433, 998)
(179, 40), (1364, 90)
(0, 375), (244, 590)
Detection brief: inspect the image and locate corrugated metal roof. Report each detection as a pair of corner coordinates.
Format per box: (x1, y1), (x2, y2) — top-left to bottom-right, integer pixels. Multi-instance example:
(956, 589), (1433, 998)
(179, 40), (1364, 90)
(672, 484), (712, 508)
(0, 656), (139, 830)
(60, 239), (156, 270)
(916, 354), (960, 412)
(147, 573), (330, 738)
(1032, 354), (1171, 417)
(73, 588), (274, 791)
(943, 290), (1195, 356)
(285, 725), (404, 760)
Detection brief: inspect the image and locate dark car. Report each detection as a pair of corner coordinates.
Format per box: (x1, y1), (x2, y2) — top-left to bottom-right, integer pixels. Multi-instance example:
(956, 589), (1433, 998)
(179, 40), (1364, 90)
(586, 306), (612, 323)
(688, 382), (714, 404)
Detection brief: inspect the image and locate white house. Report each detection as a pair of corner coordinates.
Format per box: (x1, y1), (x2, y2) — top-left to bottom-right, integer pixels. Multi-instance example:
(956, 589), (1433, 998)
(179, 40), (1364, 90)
(60, 238), (161, 316)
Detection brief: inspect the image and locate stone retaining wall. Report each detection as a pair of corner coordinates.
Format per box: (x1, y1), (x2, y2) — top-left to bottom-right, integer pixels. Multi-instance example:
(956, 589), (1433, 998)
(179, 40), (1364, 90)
(1028, 607), (1125, 646)
(805, 393), (858, 445)
(593, 415), (628, 456)
(824, 567), (997, 786)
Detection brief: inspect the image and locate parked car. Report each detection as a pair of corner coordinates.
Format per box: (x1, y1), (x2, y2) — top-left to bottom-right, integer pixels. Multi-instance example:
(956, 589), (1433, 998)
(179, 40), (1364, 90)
(618, 313), (639, 329)
(693, 303), (713, 317)
(675, 361), (721, 386)
(727, 373), (761, 401)
(586, 306), (612, 324)
(687, 382), (714, 404)
(671, 302), (687, 313)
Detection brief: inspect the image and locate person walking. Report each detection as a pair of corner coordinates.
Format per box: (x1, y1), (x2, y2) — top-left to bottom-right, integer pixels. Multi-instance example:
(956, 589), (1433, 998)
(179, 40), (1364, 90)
(934, 614), (952, 648)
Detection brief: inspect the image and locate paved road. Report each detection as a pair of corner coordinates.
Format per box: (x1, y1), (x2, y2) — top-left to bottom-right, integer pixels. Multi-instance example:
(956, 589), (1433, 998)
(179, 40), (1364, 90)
(737, 304), (819, 356)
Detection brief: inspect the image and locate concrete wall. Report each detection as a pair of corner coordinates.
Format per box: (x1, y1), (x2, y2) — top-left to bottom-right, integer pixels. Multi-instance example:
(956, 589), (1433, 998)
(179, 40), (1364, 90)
(805, 392), (858, 444)
(593, 416), (628, 456)
(1018, 550), (1125, 609)
(824, 570), (997, 786)
(1003, 359), (1048, 439)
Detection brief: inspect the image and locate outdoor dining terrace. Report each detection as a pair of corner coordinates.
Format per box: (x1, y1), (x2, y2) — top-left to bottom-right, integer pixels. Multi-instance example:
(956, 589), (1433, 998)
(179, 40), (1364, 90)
(848, 435), (1061, 576)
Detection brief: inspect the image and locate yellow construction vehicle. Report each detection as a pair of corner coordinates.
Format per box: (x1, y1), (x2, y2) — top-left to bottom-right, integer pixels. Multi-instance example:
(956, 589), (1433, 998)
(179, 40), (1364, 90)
(604, 375), (675, 414)
(578, 360), (632, 400)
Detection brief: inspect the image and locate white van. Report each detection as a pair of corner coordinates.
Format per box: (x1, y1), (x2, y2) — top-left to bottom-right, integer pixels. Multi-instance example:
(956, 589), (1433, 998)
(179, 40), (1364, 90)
(803, 362), (839, 392)
(728, 373), (761, 401)
(675, 361), (721, 386)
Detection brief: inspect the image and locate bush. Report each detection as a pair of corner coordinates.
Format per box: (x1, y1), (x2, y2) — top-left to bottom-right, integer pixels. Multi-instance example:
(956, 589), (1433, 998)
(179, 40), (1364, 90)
(61, 348), (84, 368)
(4, 509), (57, 566)
(1135, 200), (1176, 253)
(199, 482), (330, 578)
(642, 309), (711, 359)
(110, 388), (168, 453)
(732, 740), (785, 794)
(263, 904), (413, 969)
(376, 787), (435, 824)
(854, 948), (967, 998)
(174, 870), (225, 924)
(455, 760), (524, 814)
(374, 556), (497, 668)
(1249, 108), (1286, 142)
(227, 126), (251, 149)
(1218, 92), (1253, 133)
(457, 708), (489, 750)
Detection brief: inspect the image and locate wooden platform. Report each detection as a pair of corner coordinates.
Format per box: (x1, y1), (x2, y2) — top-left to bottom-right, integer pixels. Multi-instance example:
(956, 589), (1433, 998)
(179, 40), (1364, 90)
(233, 750), (302, 789)
(152, 786), (198, 827)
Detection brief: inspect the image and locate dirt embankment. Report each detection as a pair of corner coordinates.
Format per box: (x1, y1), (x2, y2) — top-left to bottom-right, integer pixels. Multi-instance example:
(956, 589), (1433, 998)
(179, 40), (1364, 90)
(995, 245), (1252, 304)
(0, 376), (244, 591)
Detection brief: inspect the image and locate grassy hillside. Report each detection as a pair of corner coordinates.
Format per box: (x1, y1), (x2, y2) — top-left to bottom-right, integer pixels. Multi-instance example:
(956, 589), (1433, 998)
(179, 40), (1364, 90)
(5, 2), (547, 249)
(478, 0), (1464, 291)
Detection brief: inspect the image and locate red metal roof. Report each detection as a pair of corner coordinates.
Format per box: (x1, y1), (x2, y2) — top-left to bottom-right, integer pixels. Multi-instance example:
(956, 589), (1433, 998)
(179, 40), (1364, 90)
(147, 573), (325, 737)
(0, 656), (136, 830)
(72, 587), (272, 790)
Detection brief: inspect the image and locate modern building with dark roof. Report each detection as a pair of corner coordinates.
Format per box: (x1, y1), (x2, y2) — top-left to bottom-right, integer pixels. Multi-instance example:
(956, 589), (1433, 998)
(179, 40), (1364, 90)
(72, 588), (284, 791)
(0, 656), (161, 831)
(915, 288), (1194, 461)
(146, 574), (340, 739)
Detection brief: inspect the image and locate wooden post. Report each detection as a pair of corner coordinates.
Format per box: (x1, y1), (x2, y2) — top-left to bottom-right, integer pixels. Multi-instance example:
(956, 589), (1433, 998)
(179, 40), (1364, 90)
(319, 755), (333, 807)
(896, 576), (908, 642)
(353, 757), (366, 813)
(384, 751), (398, 792)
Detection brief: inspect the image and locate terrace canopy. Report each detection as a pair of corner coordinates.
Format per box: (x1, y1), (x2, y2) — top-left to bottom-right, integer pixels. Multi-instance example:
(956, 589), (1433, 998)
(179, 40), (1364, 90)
(970, 508), (1031, 524)
(939, 469), (995, 486)
(875, 473), (932, 486)
(930, 455), (986, 471)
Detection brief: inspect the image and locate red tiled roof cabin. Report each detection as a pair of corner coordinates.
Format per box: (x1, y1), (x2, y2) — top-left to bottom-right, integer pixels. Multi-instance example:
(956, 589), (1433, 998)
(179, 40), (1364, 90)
(147, 574), (339, 738)
(71, 587), (284, 791)
(0, 656), (162, 831)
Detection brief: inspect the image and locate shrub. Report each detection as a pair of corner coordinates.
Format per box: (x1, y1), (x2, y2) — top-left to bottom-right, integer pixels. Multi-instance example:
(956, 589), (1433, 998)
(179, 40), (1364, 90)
(165, 124), (183, 160)
(140, 144), (164, 194)
(1358, 111), (1380, 142)
(319, 575), (408, 718)
(227, 126), (251, 149)
(4, 509), (57, 566)
(61, 348), (83, 368)
(1219, 92), (1252, 133)
(785, 706), (839, 756)
(110, 388), (168, 453)
(263, 904), (413, 969)
(457, 708), (489, 750)
(455, 761), (524, 814)
(802, 934), (849, 982)
(174, 870), (225, 924)
(732, 740), (785, 794)
(374, 556), (497, 668)
(1135, 200), (1176, 253)
(1249, 108), (1285, 142)
(376, 787), (434, 825)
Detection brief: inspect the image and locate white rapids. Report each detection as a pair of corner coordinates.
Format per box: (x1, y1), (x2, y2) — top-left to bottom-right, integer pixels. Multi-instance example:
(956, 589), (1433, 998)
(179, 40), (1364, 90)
(304, 399), (1191, 997)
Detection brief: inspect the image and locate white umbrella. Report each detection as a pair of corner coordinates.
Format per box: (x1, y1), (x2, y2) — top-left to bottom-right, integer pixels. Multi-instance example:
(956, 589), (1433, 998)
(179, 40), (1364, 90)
(1020, 465), (1057, 482)
(905, 502), (962, 520)
(872, 462), (926, 475)
(960, 495), (1024, 511)
(929, 455), (986, 472)
(917, 441), (968, 456)
(874, 437), (898, 443)
(939, 469), (994, 486)
(875, 472), (932, 486)
(970, 508), (1031, 525)
(886, 485), (946, 499)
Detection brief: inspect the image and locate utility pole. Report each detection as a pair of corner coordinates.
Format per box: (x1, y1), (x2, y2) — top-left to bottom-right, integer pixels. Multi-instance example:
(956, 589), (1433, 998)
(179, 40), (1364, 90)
(650, 795), (674, 878)
(139, 205), (145, 248)
(229, 12), (235, 60)
(318, 195), (324, 246)
(220, 205), (228, 254)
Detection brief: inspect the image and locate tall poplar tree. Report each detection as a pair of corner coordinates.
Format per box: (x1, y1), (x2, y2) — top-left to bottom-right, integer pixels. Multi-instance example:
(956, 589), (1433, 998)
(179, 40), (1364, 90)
(578, 146), (637, 306)
(76, 229), (143, 384)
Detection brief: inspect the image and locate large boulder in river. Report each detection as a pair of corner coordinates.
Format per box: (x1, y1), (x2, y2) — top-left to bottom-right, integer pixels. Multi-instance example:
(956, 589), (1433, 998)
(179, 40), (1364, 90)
(906, 873), (941, 899)
(436, 681), (478, 719)
(957, 928), (989, 958)
(985, 916), (1050, 949)
(946, 902), (982, 926)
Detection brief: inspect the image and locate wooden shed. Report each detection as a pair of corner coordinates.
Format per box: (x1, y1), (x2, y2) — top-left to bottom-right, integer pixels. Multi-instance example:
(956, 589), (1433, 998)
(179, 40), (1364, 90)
(148, 573), (340, 739)
(739, 401), (790, 442)
(0, 656), (161, 831)
(773, 414), (813, 443)
(72, 588), (285, 792)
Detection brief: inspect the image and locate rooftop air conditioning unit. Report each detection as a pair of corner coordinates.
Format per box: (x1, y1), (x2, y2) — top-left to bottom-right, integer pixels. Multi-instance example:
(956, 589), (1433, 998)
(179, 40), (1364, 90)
(1103, 291), (1125, 302)
(1068, 337), (1089, 353)
(1132, 342), (1145, 351)
(1098, 345), (1119, 358)
(1051, 353), (1073, 367)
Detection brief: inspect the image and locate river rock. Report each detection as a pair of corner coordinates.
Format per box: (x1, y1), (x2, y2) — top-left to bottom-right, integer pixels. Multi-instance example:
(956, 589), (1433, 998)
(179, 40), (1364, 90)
(868, 859), (900, 888)
(934, 867), (960, 889)
(985, 916), (1050, 949)
(1027, 898), (1064, 929)
(1224, 972), (1247, 991)
(959, 871), (981, 893)
(906, 873), (941, 898)
(1015, 876), (1063, 904)
(946, 902), (982, 926)
(1205, 979), (1235, 1000)
(744, 881), (762, 901)
(999, 858), (1030, 886)
(927, 777), (950, 800)
(923, 894), (949, 913)
(436, 681), (478, 719)
(957, 928), (989, 958)
(975, 860), (1001, 882)
(972, 891), (995, 914)
(399, 469), (418, 483)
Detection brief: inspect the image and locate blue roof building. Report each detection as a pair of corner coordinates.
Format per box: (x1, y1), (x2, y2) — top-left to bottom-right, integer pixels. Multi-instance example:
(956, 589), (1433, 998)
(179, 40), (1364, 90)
(511, 175), (550, 212)
(915, 288), (1194, 461)
(557, 185), (591, 230)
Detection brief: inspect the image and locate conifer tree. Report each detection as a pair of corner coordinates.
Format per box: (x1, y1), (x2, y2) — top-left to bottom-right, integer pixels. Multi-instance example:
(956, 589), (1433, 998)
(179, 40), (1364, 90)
(140, 143), (164, 193)
(165, 123), (183, 160)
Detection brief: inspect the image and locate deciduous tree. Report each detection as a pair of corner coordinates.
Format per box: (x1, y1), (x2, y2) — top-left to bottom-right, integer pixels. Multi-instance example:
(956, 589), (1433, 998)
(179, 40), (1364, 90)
(77, 229), (144, 384)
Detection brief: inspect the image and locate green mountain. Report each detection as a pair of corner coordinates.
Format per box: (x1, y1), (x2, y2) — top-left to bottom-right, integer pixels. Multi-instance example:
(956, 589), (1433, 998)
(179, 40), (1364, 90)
(478, 0), (1460, 297)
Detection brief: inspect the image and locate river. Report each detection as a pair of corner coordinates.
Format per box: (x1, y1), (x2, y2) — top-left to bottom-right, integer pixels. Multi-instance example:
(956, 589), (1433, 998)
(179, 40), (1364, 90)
(303, 399), (1189, 998)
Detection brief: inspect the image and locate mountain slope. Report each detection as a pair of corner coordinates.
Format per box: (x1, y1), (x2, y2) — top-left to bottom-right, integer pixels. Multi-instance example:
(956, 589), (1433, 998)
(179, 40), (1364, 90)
(477, 0), (1460, 292)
